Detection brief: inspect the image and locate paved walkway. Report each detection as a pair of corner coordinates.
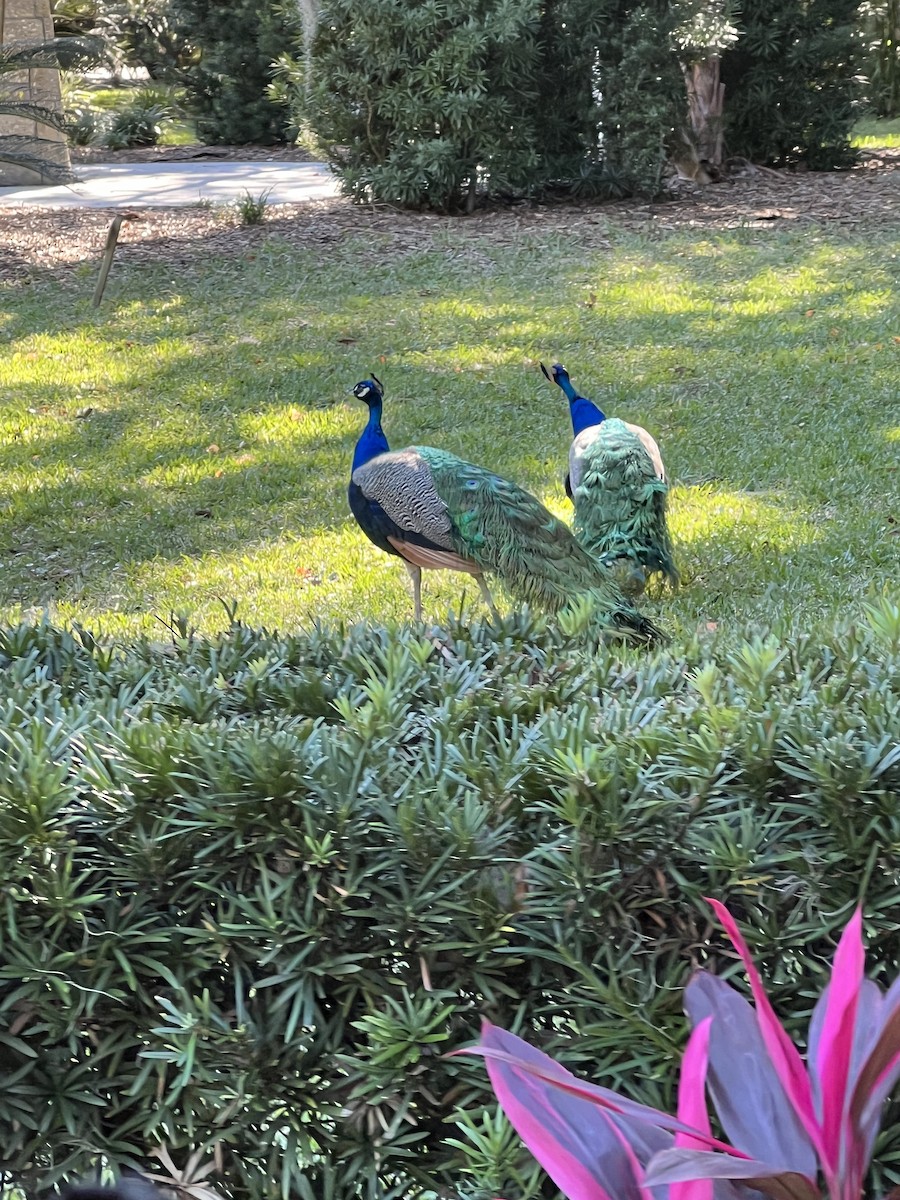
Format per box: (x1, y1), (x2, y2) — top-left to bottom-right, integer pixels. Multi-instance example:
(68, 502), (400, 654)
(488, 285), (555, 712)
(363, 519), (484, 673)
(0, 161), (340, 209)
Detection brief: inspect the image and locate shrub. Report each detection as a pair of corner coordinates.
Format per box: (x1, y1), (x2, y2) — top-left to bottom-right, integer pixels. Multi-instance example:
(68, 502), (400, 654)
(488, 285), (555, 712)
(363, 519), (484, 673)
(859, 0), (900, 118)
(103, 0), (198, 81)
(722, 0), (859, 168)
(1, 599), (900, 1200)
(63, 103), (104, 145)
(304, 0), (544, 211)
(103, 87), (171, 148)
(169, 0), (294, 144)
(292, 0), (859, 207)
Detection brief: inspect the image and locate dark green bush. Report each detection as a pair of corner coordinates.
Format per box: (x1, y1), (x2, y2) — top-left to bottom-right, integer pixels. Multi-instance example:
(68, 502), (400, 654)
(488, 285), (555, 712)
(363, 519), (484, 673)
(291, 0), (858, 208)
(722, 0), (859, 168)
(169, 0), (293, 144)
(303, 0), (545, 211)
(2, 599), (900, 1200)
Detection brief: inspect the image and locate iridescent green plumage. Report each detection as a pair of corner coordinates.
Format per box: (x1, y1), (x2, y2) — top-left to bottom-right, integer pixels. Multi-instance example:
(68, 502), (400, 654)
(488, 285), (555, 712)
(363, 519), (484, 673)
(543, 361), (678, 595)
(571, 419), (678, 593)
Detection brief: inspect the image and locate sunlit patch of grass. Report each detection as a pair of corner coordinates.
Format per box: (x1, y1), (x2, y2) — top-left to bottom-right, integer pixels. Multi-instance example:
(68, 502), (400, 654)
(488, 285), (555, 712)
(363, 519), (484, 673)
(0, 214), (898, 640)
(852, 116), (900, 148)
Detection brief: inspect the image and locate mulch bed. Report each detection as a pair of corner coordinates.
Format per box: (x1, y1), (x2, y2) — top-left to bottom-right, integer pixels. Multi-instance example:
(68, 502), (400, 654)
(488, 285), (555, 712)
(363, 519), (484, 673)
(3, 147), (900, 286)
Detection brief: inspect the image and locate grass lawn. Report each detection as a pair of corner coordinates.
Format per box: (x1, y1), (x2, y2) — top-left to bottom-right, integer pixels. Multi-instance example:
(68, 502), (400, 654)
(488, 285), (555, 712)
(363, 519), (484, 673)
(853, 114), (900, 148)
(1, 206), (898, 641)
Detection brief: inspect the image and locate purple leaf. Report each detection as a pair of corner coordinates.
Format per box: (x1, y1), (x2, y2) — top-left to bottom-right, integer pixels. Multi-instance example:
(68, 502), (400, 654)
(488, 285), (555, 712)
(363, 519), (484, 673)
(470, 1023), (668, 1200)
(645, 1149), (821, 1200)
(459, 1029), (741, 1152)
(808, 978), (883, 1116)
(705, 899), (823, 1159)
(850, 1000), (900, 1152)
(684, 973), (817, 1177)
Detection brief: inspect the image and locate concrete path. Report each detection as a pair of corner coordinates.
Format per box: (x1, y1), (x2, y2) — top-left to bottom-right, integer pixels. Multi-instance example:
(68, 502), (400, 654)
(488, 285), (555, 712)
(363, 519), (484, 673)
(0, 160), (340, 209)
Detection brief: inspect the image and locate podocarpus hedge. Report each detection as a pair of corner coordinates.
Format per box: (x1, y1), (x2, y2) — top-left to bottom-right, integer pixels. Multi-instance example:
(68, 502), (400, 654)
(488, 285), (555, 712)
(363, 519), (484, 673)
(2, 600), (900, 1200)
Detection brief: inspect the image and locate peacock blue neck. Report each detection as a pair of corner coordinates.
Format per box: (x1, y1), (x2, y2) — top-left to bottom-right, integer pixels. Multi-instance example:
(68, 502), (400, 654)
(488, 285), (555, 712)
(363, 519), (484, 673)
(558, 374), (605, 435)
(352, 400), (390, 472)
(569, 395), (606, 435)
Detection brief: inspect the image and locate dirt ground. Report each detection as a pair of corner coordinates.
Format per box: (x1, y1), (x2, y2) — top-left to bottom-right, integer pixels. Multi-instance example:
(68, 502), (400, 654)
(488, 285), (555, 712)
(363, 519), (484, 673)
(3, 146), (900, 286)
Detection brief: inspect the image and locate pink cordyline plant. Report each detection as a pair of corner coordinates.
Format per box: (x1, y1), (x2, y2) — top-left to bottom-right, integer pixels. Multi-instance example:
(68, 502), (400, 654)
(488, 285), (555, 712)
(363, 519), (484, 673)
(456, 899), (900, 1200)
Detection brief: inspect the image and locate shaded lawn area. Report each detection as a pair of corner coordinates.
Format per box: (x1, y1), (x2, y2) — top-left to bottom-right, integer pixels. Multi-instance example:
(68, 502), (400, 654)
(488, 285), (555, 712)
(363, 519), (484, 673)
(0, 200), (898, 640)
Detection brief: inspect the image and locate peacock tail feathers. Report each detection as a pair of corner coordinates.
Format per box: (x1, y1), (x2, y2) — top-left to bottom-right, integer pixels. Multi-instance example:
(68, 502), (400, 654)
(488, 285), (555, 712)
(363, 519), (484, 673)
(572, 419), (678, 591)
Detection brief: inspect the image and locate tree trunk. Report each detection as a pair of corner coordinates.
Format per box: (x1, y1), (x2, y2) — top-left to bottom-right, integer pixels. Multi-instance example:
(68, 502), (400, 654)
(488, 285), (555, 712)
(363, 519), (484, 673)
(683, 54), (725, 168)
(0, 0), (71, 185)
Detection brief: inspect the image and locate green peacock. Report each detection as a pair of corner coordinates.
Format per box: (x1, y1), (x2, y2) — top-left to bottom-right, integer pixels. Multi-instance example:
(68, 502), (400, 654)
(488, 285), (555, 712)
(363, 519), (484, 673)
(347, 375), (666, 643)
(541, 361), (678, 594)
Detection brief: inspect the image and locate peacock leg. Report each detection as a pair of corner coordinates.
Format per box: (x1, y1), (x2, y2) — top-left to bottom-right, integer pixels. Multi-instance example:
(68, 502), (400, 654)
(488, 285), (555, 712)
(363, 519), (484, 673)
(405, 563), (423, 622)
(476, 574), (501, 620)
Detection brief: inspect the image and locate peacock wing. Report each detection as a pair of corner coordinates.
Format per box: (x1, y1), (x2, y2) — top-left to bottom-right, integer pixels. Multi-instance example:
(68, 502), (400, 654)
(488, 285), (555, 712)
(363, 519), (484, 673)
(569, 425), (601, 494)
(625, 422), (666, 481)
(416, 446), (607, 607)
(351, 448), (456, 550)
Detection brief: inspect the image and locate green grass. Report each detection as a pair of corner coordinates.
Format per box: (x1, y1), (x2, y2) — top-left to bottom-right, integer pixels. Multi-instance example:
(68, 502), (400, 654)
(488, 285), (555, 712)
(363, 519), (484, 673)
(1, 214), (898, 640)
(852, 115), (900, 148)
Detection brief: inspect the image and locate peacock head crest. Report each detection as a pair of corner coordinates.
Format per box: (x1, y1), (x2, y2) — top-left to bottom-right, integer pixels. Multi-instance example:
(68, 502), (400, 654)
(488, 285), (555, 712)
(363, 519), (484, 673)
(352, 375), (385, 406)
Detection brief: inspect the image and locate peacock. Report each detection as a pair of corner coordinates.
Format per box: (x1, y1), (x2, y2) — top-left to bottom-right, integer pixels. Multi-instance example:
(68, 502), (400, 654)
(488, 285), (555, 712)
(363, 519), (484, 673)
(347, 375), (666, 643)
(541, 361), (677, 593)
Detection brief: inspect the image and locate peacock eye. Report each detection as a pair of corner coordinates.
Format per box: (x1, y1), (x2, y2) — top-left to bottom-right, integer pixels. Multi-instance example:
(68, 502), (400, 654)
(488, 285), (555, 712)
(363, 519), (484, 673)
(464, 479), (478, 489)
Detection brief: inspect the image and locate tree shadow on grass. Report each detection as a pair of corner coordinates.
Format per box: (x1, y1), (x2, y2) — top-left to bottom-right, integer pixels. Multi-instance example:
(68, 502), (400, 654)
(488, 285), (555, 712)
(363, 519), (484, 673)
(0, 215), (898, 627)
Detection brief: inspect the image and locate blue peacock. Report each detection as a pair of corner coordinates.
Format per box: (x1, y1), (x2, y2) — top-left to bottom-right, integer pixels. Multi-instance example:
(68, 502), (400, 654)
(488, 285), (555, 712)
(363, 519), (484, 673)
(541, 361), (677, 593)
(347, 375), (666, 643)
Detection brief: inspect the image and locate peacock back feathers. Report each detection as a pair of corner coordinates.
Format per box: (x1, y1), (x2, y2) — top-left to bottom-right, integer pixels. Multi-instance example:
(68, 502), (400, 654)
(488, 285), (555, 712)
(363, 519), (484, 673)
(572, 418), (678, 591)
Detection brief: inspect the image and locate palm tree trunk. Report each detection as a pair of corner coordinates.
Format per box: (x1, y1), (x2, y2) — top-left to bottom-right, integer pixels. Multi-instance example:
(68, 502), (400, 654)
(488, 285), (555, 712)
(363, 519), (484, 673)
(0, 0), (71, 184)
(683, 55), (725, 168)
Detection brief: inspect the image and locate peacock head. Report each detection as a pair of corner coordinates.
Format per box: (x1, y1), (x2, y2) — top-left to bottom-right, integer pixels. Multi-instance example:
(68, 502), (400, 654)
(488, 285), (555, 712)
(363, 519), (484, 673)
(540, 360), (605, 433)
(352, 375), (385, 408)
(540, 361), (570, 389)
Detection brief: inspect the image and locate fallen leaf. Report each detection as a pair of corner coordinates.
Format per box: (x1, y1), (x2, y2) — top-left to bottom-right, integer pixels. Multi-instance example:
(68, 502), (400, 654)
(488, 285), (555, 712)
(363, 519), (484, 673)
(206, 444), (219, 454)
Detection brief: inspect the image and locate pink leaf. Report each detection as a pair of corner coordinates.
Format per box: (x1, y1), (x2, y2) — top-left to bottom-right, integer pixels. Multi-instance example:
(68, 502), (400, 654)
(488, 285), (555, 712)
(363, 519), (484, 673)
(705, 899), (824, 1158)
(673, 1017), (714, 1200)
(458, 1034), (742, 1153)
(812, 907), (864, 1171)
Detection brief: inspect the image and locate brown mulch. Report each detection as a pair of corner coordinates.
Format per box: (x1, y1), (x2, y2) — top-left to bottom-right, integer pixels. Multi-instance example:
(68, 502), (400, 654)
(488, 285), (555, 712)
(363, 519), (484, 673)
(3, 147), (900, 287)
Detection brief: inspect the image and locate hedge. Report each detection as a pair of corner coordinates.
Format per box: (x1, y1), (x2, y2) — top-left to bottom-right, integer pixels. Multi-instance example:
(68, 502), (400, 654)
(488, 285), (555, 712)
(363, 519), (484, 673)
(1, 599), (900, 1199)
